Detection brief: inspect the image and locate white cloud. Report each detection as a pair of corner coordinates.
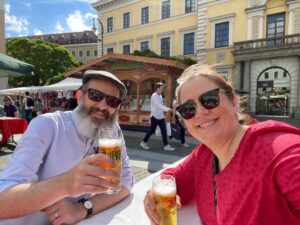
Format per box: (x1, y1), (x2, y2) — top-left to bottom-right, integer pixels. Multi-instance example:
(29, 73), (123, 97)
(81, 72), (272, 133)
(66, 10), (96, 32)
(5, 3), (29, 36)
(55, 22), (64, 33)
(33, 29), (43, 35)
(4, 3), (11, 14)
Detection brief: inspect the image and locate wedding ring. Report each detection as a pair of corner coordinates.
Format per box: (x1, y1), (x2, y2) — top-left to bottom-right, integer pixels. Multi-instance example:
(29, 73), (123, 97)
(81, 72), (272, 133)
(54, 211), (59, 218)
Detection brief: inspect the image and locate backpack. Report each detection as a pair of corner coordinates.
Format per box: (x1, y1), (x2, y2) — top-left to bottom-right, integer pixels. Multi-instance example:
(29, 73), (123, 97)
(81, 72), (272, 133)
(27, 97), (35, 107)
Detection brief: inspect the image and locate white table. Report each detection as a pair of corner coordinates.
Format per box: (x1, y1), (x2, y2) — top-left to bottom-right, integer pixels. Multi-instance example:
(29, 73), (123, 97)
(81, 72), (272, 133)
(76, 159), (202, 225)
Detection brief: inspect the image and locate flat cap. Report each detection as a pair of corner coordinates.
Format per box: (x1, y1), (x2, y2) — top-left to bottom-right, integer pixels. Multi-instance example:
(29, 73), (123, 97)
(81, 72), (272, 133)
(82, 70), (127, 97)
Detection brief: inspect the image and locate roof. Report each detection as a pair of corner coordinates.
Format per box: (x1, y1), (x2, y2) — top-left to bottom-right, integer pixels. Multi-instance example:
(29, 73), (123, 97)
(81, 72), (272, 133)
(7, 30), (98, 45)
(65, 53), (188, 77)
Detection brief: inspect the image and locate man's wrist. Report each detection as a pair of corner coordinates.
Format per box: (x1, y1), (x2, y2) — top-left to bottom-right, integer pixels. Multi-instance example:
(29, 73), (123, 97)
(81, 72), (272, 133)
(78, 198), (93, 218)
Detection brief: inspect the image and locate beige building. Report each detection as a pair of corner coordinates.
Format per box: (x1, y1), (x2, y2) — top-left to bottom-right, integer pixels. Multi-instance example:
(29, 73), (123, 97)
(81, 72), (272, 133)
(91, 0), (197, 60)
(0, 0), (8, 90)
(199, 0), (300, 118)
(0, 0), (4, 53)
(8, 31), (99, 64)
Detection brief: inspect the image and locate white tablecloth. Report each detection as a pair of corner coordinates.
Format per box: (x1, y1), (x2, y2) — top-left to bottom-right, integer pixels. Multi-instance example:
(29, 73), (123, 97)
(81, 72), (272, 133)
(76, 159), (202, 225)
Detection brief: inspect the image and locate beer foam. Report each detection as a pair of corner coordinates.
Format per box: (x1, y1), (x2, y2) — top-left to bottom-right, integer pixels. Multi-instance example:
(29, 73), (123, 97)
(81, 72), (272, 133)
(99, 138), (122, 147)
(153, 179), (176, 196)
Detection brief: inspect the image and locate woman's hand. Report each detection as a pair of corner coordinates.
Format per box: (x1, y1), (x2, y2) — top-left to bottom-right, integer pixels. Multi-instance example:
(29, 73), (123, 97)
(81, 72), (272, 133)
(143, 189), (182, 225)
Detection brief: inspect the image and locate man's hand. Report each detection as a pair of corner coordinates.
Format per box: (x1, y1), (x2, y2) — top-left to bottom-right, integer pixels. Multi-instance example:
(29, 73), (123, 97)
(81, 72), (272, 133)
(44, 199), (85, 225)
(59, 153), (119, 197)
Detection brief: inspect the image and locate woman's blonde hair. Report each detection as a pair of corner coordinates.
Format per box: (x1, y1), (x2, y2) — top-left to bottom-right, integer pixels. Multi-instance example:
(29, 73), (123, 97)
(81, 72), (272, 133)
(175, 64), (253, 125)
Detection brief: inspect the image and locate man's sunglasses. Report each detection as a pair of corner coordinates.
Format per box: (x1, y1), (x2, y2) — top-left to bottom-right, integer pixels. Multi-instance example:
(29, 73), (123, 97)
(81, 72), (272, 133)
(83, 88), (122, 108)
(176, 88), (232, 120)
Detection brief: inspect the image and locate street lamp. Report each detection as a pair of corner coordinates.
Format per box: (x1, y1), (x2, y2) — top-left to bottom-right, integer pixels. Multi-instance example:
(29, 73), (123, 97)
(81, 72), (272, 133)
(92, 17), (104, 56)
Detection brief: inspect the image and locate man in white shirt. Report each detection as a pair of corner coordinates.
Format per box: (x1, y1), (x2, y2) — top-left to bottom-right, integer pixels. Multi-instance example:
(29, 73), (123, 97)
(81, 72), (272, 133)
(140, 82), (175, 151)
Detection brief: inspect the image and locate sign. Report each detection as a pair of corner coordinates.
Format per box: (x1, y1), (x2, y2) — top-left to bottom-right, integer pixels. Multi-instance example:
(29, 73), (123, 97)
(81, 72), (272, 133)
(257, 80), (273, 88)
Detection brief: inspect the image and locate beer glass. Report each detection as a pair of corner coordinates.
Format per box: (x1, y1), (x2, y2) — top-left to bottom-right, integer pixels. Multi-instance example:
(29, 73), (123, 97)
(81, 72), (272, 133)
(98, 127), (122, 194)
(152, 174), (177, 225)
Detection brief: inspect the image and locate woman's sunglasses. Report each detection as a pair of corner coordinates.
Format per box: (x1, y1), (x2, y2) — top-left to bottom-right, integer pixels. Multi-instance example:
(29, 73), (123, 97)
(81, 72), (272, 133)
(176, 88), (232, 120)
(83, 88), (122, 108)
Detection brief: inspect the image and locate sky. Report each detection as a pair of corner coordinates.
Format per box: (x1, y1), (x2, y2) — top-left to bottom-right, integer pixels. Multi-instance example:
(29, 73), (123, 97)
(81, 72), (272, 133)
(4, 0), (98, 38)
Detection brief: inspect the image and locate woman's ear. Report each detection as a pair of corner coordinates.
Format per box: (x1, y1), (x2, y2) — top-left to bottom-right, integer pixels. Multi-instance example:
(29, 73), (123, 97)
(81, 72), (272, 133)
(232, 94), (239, 112)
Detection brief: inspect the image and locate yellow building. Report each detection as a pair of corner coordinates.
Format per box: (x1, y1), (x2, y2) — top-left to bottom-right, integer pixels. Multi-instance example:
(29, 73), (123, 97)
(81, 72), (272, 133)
(91, 0), (197, 60)
(201, 0), (300, 118)
(0, 0), (9, 91)
(0, 0), (4, 53)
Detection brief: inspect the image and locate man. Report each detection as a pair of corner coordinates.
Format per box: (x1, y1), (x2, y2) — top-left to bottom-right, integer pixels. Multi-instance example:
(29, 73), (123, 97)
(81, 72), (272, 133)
(140, 82), (175, 151)
(0, 70), (134, 225)
(3, 96), (19, 118)
(22, 91), (33, 123)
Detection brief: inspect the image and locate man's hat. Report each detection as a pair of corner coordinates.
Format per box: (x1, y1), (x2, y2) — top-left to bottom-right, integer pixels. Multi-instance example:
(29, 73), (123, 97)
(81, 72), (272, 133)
(82, 70), (127, 97)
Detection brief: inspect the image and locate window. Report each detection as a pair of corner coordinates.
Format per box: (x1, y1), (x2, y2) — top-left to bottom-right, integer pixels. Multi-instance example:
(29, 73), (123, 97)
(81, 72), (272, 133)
(107, 17), (113, 33)
(267, 13), (285, 38)
(215, 22), (229, 48)
(161, 37), (170, 57)
(123, 45), (130, 54)
(79, 51), (83, 57)
(274, 71), (278, 79)
(71, 51), (75, 56)
(86, 50), (90, 57)
(107, 47), (114, 53)
(162, 0), (170, 19)
(183, 32), (194, 55)
(94, 50), (98, 56)
(123, 12), (130, 29)
(140, 41), (149, 51)
(185, 0), (196, 13)
(267, 13), (285, 45)
(141, 7), (149, 24)
(283, 71), (287, 78)
(264, 72), (269, 79)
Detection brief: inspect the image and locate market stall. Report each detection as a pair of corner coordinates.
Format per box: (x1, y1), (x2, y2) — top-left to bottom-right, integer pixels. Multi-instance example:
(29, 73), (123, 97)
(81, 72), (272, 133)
(65, 53), (187, 127)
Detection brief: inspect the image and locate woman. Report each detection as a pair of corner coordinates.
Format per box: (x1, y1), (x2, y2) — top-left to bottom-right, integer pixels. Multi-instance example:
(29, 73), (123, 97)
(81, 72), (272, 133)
(3, 96), (19, 118)
(144, 64), (300, 225)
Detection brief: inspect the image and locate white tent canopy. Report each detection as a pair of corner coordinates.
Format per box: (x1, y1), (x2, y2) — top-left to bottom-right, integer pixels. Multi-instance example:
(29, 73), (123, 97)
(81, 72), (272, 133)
(0, 77), (82, 95)
(40, 77), (82, 92)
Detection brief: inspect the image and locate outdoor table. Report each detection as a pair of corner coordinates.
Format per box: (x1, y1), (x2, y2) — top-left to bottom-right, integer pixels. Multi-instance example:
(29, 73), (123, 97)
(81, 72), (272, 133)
(76, 159), (203, 225)
(0, 117), (28, 145)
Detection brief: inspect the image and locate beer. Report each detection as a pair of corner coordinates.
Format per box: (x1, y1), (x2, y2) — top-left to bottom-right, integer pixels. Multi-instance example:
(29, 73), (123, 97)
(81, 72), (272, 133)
(98, 128), (122, 194)
(153, 175), (177, 225)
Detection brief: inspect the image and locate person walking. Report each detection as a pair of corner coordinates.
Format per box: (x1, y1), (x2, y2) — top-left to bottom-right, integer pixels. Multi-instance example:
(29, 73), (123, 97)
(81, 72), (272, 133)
(22, 91), (34, 123)
(34, 98), (44, 116)
(140, 82), (175, 151)
(3, 96), (19, 118)
(169, 98), (189, 147)
(0, 70), (134, 225)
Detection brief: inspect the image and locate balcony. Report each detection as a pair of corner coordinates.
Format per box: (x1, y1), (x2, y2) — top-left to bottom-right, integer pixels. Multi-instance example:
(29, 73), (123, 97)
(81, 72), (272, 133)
(232, 33), (300, 61)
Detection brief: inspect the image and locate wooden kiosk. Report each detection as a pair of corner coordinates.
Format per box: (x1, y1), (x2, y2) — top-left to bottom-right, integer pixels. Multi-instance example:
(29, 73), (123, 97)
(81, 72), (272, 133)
(65, 53), (187, 127)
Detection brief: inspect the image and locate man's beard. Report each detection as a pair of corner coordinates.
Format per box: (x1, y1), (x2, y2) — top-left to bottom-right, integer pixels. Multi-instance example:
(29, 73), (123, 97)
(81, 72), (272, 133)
(75, 100), (118, 139)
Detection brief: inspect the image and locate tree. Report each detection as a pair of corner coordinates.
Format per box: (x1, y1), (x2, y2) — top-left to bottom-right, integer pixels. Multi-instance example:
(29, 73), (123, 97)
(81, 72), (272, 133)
(6, 38), (80, 87)
(131, 49), (197, 66)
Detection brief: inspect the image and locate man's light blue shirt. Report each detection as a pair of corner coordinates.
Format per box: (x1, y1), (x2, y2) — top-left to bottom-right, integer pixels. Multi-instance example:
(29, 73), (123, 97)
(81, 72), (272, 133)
(0, 110), (134, 225)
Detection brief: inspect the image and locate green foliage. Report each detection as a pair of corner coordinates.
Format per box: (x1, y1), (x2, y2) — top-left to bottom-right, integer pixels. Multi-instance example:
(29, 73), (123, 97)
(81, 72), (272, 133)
(6, 38), (80, 87)
(131, 49), (197, 66)
(47, 73), (65, 85)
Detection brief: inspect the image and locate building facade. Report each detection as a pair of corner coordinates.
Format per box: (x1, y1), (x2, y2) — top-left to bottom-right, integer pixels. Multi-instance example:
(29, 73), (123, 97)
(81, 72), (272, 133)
(91, 0), (197, 60)
(0, 0), (8, 90)
(8, 31), (99, 64)
(199, 0), (300, 118)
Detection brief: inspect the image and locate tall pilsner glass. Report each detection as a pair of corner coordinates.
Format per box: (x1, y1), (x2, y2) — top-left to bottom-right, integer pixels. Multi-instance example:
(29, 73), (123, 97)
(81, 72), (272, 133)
(153, 174), (177, 225)
(98, 127), (122, 194)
